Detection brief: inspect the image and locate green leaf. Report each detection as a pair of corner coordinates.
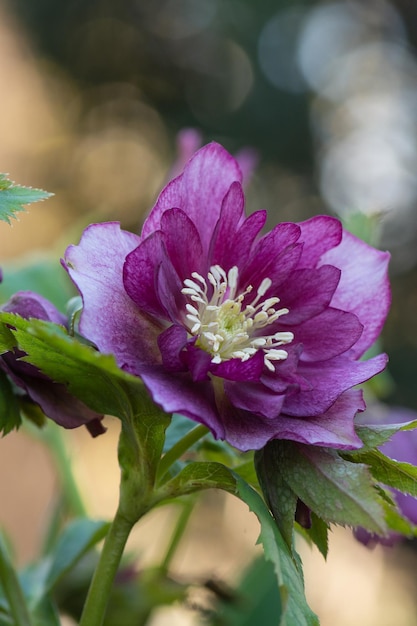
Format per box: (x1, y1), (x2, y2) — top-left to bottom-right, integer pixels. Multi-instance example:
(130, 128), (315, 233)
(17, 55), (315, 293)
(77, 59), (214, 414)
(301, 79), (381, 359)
(0, 532), (34, 626)
(356, 420), (417, 450)
(0, 313), (149, 420)
(45, 518), (110, 591)
(302, 513), (329, 560)
(0, 174), (52, 224)
(31, 597), (60, 626)
(159, 461), (238, 500)
(342, 448), (417, 498)
(0, 323), (16, 354)
(163, 413), (196, 453)
(0, 370), (22, 436)
(234, 475), (318, 626)
(255, 445), (299, 550)
(161, 462), (317, 625)
(275, 442), (387, 535)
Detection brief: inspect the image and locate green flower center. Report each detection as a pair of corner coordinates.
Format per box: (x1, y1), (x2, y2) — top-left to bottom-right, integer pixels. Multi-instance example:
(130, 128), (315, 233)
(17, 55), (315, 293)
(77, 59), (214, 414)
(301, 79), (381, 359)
(181, 265), (294, 371)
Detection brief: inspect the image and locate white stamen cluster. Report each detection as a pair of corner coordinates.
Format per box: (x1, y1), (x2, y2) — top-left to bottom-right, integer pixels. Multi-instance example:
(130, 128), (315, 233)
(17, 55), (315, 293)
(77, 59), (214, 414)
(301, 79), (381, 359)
(181, 265), (294, 372)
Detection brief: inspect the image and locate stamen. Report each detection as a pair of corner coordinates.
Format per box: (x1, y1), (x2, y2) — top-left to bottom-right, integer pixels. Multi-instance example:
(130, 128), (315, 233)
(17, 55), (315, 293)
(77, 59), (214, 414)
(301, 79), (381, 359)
(181, 265), (293, 371)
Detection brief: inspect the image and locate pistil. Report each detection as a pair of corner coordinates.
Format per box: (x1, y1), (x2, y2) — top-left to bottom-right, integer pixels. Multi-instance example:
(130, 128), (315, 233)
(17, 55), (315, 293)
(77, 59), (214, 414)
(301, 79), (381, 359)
(181, 265), (293, 371)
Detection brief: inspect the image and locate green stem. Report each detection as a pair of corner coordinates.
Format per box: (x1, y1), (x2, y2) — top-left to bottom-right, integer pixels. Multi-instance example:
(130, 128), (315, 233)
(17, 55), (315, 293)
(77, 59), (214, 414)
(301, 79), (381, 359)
(160, 498), (195, 572)
(156, 424), (209, 484)
(0, 533), (34, 626)
(79, 507), (135, 626)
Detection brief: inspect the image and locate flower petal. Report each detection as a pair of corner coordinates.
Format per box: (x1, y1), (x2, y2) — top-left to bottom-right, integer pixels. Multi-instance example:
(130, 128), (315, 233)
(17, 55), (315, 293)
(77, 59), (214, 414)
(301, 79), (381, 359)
(161, 208), (205, 280)
(123, 231), (167, 318)
(295, 308), (363, 362)
(140, 366), (225, 438)
(320, 230), (391, 356)
(158, 325), (188, 372)
(224, 379), (285, 418)
(284, 353), (388, 417)
(222, 389), (365, 451)
(240, 222), (301, 293)
(297, 215), (343, 268)
(279, 265), (341, 325)
(209, 181), (245, 268)
(211, 351), (264, 381)
(142, 143), (242, 253)
(2, 291), (66, 325)
(64, 222), (161, 372)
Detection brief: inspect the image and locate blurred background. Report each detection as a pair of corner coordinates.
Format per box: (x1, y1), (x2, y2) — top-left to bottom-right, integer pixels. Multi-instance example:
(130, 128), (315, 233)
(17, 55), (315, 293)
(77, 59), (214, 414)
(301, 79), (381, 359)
(1, 0), (417, 624)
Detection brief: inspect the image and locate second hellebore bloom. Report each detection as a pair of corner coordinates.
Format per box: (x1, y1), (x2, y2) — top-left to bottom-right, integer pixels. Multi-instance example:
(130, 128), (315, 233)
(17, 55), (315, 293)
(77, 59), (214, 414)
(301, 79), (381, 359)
(0, 291), (104, 436)
(63, 143), (390, 451)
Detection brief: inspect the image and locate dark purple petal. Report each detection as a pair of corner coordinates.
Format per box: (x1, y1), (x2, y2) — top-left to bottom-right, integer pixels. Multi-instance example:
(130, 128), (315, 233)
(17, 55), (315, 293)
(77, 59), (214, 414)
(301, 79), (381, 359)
(320, 229), (391, 356)
(142, 143), (242, 253)
(240, 222), (301, 293)
(140, 366), (225, 438)
(262, 345), (310, 394)
(183, 344), (213, 381)
(297, 215), (343, 268)
(232, 210), (267, 266)
(295, 308), (363, 362)
(222, 389), (364, 451)
(211, 351), (264, 381)
(284, 353), (388, 417)
(224, 379), (285, 418)
(160, 208), (205, 280)
(279, 265), (341, 325)
(156, 260), (186, 324)
(209, 181), (245, 268)
(157, 325), (188, 372)
(64, 222), (161, 372)
(123, 231), (167, 318)
(20, 374), (103, 431)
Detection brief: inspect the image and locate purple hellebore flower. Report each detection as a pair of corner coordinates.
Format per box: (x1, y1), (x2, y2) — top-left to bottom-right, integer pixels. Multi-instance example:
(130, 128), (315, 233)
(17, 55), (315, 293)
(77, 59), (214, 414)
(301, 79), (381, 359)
(0, 291), (105, 437)
(63, 142), (390, 452)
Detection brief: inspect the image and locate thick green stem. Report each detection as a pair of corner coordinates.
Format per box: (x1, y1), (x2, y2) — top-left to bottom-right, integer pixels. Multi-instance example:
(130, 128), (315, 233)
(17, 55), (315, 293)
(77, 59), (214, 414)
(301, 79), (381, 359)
(0, 533), (34, 626)
(156, 424), (209, 484)
(78, 507), (135, 626)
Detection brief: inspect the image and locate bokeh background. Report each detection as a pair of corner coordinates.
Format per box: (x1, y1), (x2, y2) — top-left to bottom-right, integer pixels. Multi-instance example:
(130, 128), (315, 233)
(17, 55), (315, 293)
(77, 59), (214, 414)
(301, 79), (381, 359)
(1, 0), (417, 624)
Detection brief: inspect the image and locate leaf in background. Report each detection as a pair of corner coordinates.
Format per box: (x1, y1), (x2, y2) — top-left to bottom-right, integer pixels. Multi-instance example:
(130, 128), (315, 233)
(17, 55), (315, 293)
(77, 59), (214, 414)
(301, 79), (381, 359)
(44, 518), (109, 592)
(0, 370), (21, 436)
(0, 174), (52, 224)
(211, 555), (282, 626)
(31, 598), (61, 626)
(0, 257), (74, 310)
(163, 413), (196, 453)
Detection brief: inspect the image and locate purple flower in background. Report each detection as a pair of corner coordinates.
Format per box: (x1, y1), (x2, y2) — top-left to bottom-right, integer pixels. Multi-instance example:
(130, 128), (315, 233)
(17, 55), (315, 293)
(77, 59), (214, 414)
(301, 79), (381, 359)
(63, 142), (390, 451)
(0, 291), (105, 437)
(355, 405), (417, 546)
